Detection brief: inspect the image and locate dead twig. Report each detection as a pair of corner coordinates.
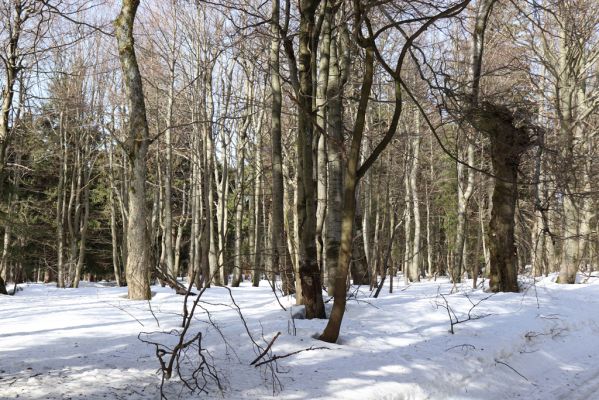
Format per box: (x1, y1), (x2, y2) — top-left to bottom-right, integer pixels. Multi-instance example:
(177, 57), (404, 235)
(494, 358), (529, 382)
(435, 289), (495, 334)
(445, 344), (476, 352)
(254, 346), (331, 368)
(250, 332), (281, 366)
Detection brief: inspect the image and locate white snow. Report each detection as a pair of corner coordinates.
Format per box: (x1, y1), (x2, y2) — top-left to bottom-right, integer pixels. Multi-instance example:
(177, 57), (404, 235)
(1, 274), (599, 399)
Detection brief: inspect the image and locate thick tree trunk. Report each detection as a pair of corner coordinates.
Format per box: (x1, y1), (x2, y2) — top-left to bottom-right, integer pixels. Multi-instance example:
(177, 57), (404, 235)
(470, 103), (528, 293)
(0, 5), (20, 201)
(296, 0), (325, 319)
(488, 138), (519, 292)
(325, 32), (344, 293)
(465, 0), (525, 292)
(315, 2), (330, 283)
(320, 48), (375, 342)
(115, 0), (152, 300)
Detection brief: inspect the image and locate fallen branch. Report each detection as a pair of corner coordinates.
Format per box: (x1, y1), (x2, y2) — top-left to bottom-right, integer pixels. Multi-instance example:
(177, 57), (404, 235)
(250, 332), (281, 366)
(435, 289), (495, 334)
(154, 267), (191, 296)
(254, 346), (331, 368)
(494, 358), (529, 382)
(445, 344), (476, 352)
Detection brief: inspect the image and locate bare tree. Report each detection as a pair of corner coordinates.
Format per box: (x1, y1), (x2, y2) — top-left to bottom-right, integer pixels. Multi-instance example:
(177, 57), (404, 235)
(115, 0), (152, 300)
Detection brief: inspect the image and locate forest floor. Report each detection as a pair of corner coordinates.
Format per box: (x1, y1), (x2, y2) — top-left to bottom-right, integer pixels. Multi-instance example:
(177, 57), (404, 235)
(1, 273), (599, 400)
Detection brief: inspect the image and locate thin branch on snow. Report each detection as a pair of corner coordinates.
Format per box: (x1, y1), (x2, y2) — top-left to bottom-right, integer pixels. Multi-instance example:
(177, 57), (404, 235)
(494, 359), (531, 383)
(435, 289), (495, 334)
(254, 346), (331, 368)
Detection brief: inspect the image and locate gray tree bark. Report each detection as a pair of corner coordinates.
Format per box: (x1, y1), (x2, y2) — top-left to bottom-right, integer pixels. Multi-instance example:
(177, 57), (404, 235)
(115, 0), (152, 300)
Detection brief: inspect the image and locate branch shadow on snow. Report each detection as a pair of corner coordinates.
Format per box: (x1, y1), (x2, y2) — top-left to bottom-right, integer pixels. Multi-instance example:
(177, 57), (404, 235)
(1, 278), (598, 399)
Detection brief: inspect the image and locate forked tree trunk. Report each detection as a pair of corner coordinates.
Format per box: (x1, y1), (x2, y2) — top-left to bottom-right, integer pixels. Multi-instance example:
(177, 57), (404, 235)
(320, 47), (375, 342)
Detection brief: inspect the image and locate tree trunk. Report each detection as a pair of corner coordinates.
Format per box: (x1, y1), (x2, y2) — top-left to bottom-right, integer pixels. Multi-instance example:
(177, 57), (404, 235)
(296, 0), (325, 319)
(56, 112), (68, 288)
(487, 130), (520, 292)
(72, 156), (91, 288)
(403, 150), (413, 283)
(453, 140), (475, 282)
(269, 0), (293, 294)
(315, 1), (331, 285)
(410, 120), (422, 282)
(320, 47), (375, 342)
(325, 30), (344, 294)
(232, 116), (247, 287)
(163, 61), (176, 280)
(252, 126), (263, 287)
(115, 0), (152, 300)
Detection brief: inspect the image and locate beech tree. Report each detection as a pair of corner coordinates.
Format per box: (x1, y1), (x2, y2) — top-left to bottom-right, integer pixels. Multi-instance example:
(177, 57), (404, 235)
(1, 0), (598, 353)
(115, 0), (152, 300)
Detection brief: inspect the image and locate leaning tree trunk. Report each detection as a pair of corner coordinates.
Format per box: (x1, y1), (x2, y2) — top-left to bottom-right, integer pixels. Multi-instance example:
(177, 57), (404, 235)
(320, 47), (375, 343)
(115, 0), (152, 300)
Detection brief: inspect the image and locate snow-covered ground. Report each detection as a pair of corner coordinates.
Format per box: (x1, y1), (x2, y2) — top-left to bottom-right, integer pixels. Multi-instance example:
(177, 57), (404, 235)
(1, 274), (599, 400)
